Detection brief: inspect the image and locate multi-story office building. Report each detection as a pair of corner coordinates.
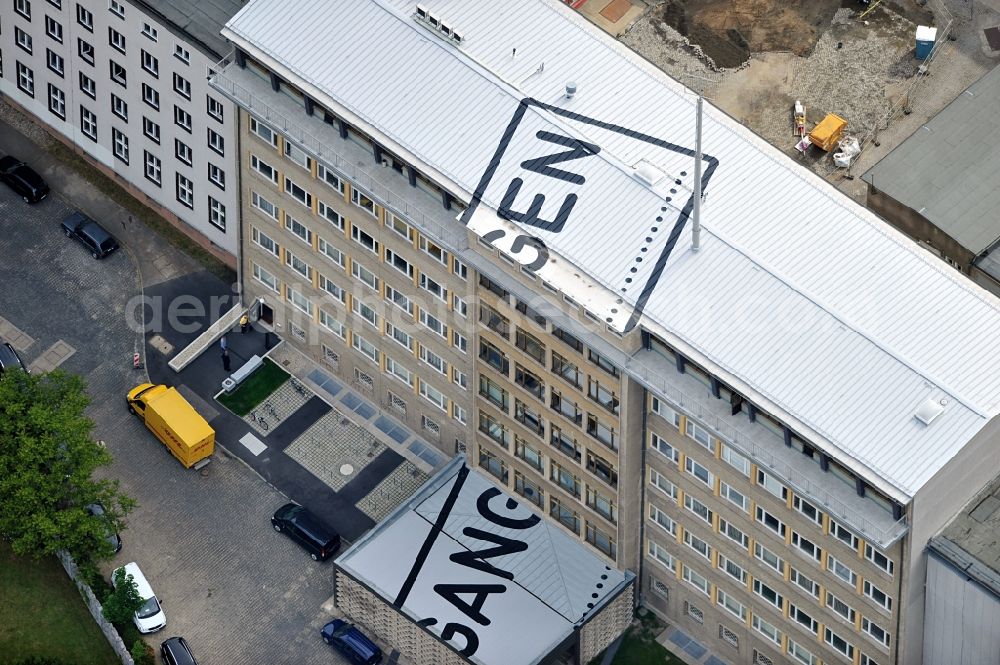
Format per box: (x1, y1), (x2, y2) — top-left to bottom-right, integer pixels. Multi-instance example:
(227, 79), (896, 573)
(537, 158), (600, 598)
(0, 0), (242, 260)
(211, 1), (1000, 664)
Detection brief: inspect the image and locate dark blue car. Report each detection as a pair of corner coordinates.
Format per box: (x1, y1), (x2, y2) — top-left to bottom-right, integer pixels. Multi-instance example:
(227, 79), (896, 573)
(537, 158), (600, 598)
(321, 620), (383, 665)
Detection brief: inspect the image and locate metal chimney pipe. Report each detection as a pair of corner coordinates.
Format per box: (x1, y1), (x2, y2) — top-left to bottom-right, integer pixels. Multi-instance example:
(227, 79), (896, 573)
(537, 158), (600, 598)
(692, 95), (703, 252)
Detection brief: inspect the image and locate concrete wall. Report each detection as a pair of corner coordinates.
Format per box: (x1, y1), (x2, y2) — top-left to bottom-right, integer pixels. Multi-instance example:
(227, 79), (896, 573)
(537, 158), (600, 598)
(903, 414), (1000, 665)
(923, 552), (1000, 665)
(57, 551), (135, 665)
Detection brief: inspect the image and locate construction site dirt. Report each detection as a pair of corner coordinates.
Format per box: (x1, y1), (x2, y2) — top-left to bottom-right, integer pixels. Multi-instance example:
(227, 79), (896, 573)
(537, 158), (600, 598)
(622, 0), (996, 200)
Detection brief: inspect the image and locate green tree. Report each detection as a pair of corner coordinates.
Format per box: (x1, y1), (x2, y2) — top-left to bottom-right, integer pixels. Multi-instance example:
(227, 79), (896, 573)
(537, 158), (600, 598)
(130, 639), (155, 665)
(102, 567), (144, 626)
(0, 370), (134, 562)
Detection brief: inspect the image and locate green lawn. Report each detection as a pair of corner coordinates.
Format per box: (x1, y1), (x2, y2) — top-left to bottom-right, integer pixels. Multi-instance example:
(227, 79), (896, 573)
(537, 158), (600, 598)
(216, 357), (290, 415)
(591, 611), (687, 665)
(0, 542), (119, 665)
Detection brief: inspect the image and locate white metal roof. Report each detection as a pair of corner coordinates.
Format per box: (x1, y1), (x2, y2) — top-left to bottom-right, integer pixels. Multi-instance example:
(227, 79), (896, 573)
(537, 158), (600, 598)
(223, 0), (1000, 499)
(336, 458), (630, 665)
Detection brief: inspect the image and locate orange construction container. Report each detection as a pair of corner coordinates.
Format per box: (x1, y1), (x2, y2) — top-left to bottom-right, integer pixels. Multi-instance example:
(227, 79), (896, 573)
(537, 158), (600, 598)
(808, 114), (847, 152)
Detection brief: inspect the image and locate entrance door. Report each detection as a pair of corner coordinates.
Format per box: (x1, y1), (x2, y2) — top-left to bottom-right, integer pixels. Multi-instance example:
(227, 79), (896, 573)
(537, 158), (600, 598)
(258, 303), (274, 325)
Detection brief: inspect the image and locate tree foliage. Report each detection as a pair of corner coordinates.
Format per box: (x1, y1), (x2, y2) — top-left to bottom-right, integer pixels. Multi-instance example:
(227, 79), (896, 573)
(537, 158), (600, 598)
(102, 567), (144, 626)
(0, 370), (134, 562)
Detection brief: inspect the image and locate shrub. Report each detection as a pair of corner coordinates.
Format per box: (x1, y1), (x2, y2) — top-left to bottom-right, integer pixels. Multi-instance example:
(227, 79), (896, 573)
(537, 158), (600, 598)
(130, 639), (154, 665)
(101, 568), (143, 626)
(14, 658), (71, 665)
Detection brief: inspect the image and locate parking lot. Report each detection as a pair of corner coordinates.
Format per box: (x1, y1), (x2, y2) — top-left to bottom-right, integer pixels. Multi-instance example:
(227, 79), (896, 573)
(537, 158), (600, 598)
(0, 146), (346, 664)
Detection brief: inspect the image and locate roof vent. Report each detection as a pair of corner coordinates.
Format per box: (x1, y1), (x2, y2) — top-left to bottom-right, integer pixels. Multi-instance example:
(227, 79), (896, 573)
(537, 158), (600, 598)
(633, 159), (666, 187)
(914, 398), (945, 425)
(414, 5), (465, 45)
(565, 81), (577, 99)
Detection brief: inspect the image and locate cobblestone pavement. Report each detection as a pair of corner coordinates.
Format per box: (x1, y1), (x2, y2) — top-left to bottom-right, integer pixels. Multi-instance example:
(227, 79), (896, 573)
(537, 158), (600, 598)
(356, 461), (429, 522)
(0, 142), (344, 663)
(240, 378), (312, 436)
(286, 409), (387, 491)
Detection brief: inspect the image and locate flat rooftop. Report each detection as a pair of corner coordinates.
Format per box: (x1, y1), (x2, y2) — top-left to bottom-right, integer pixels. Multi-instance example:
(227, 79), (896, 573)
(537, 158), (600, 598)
(137, 0), (243, 57)
(335, 457), (632, 665)
(222, 0), (1000, 501)
(930, 473), (1000, 598)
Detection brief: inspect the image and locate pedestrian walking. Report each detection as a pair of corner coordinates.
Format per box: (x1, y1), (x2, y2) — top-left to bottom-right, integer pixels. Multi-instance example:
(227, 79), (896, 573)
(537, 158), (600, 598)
(240, 312), (250, 334)
(220, 334), (228, 351)
(222, 348), (231, 371)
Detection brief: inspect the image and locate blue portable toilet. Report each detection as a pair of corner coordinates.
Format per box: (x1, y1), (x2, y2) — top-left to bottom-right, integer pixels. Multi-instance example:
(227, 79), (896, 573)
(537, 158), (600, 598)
(915, 25), (937, 60)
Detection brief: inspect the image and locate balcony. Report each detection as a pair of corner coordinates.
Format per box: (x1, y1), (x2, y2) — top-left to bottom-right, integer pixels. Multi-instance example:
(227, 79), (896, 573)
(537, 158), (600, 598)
(515, 403), (544, 436)
(550, 430), (582, 463)
(515, 365), (545, 401)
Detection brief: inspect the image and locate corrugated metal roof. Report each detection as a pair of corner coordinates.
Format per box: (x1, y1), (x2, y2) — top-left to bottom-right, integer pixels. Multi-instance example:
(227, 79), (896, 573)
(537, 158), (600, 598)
(863, 65), (1000, 255)
(336, 458), (631, 665)
(223, 0), (1000, 498)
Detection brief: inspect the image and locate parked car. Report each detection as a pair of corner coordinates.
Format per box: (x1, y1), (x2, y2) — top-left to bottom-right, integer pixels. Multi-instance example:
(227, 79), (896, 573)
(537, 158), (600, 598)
(61, 212), (119, 259)
(0, 155), (48, 203)
(271, 503), (341, 561)
(112, 562), (166, 633)
(160, 637), (197, 665)
(84, 502), (122, 554)
(0, 342), (28, 375)
(321, 620), (383, 665)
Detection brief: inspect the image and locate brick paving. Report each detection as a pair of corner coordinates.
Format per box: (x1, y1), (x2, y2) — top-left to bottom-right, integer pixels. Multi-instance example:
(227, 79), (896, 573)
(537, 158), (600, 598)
(285, 409), (386, 491)
(239, 376), (312, 436)
(355, 461), (429, 522)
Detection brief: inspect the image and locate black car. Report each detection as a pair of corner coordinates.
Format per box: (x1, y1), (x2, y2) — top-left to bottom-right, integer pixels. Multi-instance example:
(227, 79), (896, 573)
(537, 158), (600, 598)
(0, 342), (28, 375)
(160, 637), (197, 665)
(271, 503), (341, 561)
(85, 503), (122, 554)
(321, 620), (383, 665)
(61, 212), (119, 259)
(0, 155), (48, 203)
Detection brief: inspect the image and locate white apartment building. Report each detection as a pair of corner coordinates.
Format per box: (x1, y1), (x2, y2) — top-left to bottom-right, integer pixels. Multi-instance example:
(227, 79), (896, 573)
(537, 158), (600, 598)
(205, 1), (1000, 664)
(0, 0), (242, 258)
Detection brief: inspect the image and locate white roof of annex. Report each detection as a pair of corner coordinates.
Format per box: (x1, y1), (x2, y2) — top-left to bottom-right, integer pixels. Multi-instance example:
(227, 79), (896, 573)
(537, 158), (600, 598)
(223, 0), (1000, 501)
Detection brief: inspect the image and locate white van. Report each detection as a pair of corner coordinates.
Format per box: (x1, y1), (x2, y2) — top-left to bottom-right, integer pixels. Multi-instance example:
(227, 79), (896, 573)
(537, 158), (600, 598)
(112, 562), (166, 633)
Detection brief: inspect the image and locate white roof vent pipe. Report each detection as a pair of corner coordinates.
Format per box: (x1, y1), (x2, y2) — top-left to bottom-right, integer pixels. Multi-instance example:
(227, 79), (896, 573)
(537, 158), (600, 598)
(565, 82), (577, 99)
(691, 95), (704, 253)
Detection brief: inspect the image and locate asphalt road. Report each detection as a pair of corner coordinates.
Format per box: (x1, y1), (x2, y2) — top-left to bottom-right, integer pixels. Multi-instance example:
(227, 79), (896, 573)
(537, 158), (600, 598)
(0, 143), (345, 664)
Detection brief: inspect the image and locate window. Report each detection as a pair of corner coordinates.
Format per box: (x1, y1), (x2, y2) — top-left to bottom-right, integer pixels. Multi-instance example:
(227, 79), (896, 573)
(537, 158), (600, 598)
(352, 298), (378, 328)
(112, 127), (128, 163)
(651, 397), (681, 428)
(384, 285), (413, 316)
(587, 378), (619, 414)
(174, 43), (190, 64)
(208, 197), (225, 231)
(251, 191), (279, 221)
(250, 117), (279, 147)
(647, 540), (676, 573)
(717, 553), (746, 584)
(552, 352), (581, 388)
(141, 83), (159, 110)
(285, 250), (312, 281)
(788, 640), (817, 665)
(791, 531), (822, 562)
(452, 367), (467, 390)
(755, 506), (786, 538)
(16, 62), (34, 97)
(384, 356), (412, 387)
(419, 236), (449, 265)
(352, 261), (378, 291)
(108, 0), (124, 18)
(47, 49), (64, 77)
(716, 588), (746, 621)
(14, 0), (30, 20)
(251, 154), (278, 184)
(111, 94), (127, 121)
(588, 349), (619, 377)
(286, 289), (313, 317)
(284, 176), (312, 208)
(141, 22), (157, 41)
(319, 310), (346, 339)
(417, 379), (446, 412)
(420, 310), (447, 339)
(683, 566), (710, 596)
(684, 494), (713, 525)
(649, 432), (679, 464)
(143, 152), (161, 186)
(830, 519), (859, 550)
(865, 544), (894, 577)
(824, 627), (855, 660)
(173, 73), (191, 100)
(585, 522), (616, 559)
(550, 461), (580, 497)
(719, 481), (748, 512)
(648, 504), (676, 536)
(756, 469), (787, 500)
(550, 496), (579, 534)
(718, 517), (749, 549)
(453, 257), (468, 280)
(47, 84), (65, 119)
(826, 591), (856, 624)
(387, 214), (411, 240)
(453, 295), (467, 318)
(351, 225), (379, 254)
(685, 456), (713, 487)
(514, 364), (543, 399)
(684, 530), (712, 561)
(45, 16), (63, 43)
(15, 27), (32, 55)
(752, 615), (782, 646)
(109, 61), (127, 87)
(319, 273), (345, 303)
(252, 262), (279, 292)
(349, 186), (378, 217)
(793, 496), (823, 526)
(649, 469), (677, 500)
(479, 375), (508, 410)
(80, 106), (97, 141)
(721, 444), (750, 476)
(175, 173), (193, 208)
(174, 105), (192, 132)
(208, 163), (225, 190)
(479, 411), (509, 449)
(318, 201), (343, 230)
(252, 227), (279, 257)
(79, 72), (96, 99)
(861, 617), (890, 648)
(789, 603), (818, 634)
(827, 555), (857, 587)
(140, 50), (158, 77)
(352, 333), (379, 364)
(755, 542), (785, 574)
(142, 117), (160, 144)
(283, 140), (312, 170)
(175, 139), (193, 166)
(77, 5), (93, 31)
(420, 273), (448, 302)
(863, 580), (892, 612)
(790, 567), (821, 598)
(514, 470), (542, 506)
(860, 656), (881, 665)
(284, 215), (312, 246)
(685, 419), (713, 451)
(109, 27), (125, 54)
(752, 579), (783, 610)
(206, 95), (223, 122)
(317, 163), (344, 193)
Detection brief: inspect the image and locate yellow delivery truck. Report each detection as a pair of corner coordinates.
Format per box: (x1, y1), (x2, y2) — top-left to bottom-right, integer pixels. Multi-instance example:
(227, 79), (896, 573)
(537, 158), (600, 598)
(127, 383), (214, 469)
